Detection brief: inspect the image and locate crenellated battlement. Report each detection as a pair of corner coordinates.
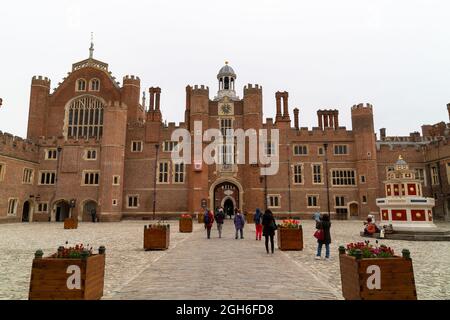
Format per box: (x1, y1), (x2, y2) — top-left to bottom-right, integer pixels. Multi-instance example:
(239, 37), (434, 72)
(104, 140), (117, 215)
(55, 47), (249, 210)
(31, 76), (51, 87)
(123, 75), (141, 84)
(0, 131), (39, 156)
(244, 84), (262, 94)
(351, 103), (373, 113)
(191, 85), (209, 95)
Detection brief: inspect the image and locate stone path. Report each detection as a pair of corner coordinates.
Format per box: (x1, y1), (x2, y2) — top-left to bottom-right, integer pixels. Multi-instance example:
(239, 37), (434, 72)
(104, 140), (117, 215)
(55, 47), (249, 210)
(108, 221), (340, 300)
(1, 219), (449, 300)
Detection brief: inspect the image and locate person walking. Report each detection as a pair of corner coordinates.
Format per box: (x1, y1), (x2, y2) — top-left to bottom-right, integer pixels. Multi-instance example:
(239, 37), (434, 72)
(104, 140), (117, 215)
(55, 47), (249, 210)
(90, 208), (97, 223)
(204, 209), (214, 239)
(254, 208), (263, 241)
(315, 213), (332, 260)
(215, 207), (225, 238)
(234, 209), (245, 239)
(262, 209), (277, 254)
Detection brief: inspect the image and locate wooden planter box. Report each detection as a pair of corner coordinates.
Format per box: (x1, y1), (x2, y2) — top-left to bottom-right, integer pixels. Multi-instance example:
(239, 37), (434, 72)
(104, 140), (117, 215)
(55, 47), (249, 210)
(144, 225), (170, 250)
(246, 213), (254, 224)
(277, 226), (303, 251)
(64, 217), (78, 229)
(179, 218), (193, 233)
(29, 251), (105, 300)
(339, 253), (417, 300)
(198, 213), (204, 224)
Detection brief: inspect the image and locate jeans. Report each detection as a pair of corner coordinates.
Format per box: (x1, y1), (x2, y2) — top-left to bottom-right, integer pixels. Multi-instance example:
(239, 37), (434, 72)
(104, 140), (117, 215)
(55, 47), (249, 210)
(206, 227), (212, 239)
(217, 223), (223, 238)
(265, 235), (274, 253)
(317, 243), (330, 258)
(235, 228), (243, 239)
(255, 224), (262, 239)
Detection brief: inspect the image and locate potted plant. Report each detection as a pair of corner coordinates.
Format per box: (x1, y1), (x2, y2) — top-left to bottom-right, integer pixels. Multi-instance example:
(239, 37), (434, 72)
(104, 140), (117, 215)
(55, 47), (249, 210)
(64, 217), (78, 229)
(144, 222), (170, 250)
(339, 241), (417, 300)
(29, 243), (105, 300)
(179, 214), (193, 233)
(277, 219), (303, 251)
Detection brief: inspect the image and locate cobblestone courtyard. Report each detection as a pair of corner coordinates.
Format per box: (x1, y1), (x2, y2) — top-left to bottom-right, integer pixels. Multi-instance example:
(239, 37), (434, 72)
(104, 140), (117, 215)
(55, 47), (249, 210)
(0, 220), (449, 300)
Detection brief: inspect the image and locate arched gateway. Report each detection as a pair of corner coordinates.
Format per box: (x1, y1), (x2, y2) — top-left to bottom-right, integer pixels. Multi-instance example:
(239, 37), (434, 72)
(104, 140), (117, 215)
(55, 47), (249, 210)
(210, 179), (243, 214)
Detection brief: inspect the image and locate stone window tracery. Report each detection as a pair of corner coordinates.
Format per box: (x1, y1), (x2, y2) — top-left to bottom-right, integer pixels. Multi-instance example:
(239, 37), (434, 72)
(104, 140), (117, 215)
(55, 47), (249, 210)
(67, 96), (104, 139)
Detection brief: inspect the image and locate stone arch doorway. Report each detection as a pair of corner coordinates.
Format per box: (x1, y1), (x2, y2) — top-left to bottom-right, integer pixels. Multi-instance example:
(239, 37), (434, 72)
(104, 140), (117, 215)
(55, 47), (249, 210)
(53, 200), (71, 222)
(222, 197), (235, 219)
(209, 178), (244, 213)
(22, 201), (32, 222)
(82, 200), (98, 222)
(349, 202), (359, 218)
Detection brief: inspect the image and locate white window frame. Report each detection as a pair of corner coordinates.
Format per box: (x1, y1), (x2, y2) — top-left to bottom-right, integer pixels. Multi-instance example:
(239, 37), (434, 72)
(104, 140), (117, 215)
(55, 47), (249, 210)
(112, 175), (120, 186)
(7, 198), (19, 216)
(360, 175), (366, 184)
(318, 146), (324, 156)
(126, 195), (139, 209)
(362, 195), (368, 204)
(331, 169), (357, 186)
(131, 140), (143, 153)
(293, 145), (308, 156)
(268, 194), (281, 208)
(414, 168), (426, 186)
(36, 202), (49, 213)
(76, 78), (87, 92)
(335, 195), (345, 207)
(265, 141), (276, 156)
(307, 195), (319, 208)
(82, 170), (100, 186)
(333, 144), (349, 155)
(0, 162), (5, 182)
(163, 141), (179, 152)
(431, 166), (439, 185)
(22, 168), (34, 184)
(112, 199), (118, 206)
(84, 148), (98, 160)
(292, 163), (304, 185)
(45, 148), (58, 160)
(220, 118), (233, 137)
(312, 163), (323, 185)
(173, 162), (185, 184)
(38, 171), (56, 185)
(158, 161), (170, 184)
(90, 78), (100, 91)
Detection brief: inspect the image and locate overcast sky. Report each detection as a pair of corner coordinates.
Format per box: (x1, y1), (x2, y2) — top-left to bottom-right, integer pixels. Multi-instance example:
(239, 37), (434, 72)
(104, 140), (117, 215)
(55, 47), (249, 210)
(0, 0), (449, 138)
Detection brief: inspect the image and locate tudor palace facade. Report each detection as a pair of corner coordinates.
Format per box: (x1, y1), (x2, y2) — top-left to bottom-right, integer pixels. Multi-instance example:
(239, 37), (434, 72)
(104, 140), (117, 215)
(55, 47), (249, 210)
(1, 46), (450, 223)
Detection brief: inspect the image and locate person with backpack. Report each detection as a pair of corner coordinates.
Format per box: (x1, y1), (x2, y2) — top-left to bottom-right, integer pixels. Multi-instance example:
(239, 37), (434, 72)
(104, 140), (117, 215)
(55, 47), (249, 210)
(254, 208), (263, 241)
(234, 209), (245, 239)
(315, 213), (331, 260)
(215, 207), (225, 238)
(262, 209), (277, 254)
(204, 209), (214, 239)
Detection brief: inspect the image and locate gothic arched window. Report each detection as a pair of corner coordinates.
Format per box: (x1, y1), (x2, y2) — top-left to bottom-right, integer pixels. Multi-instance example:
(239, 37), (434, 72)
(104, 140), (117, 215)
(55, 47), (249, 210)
(90, 79), (100, 91)
(76, 79), (86, 91)
(67, 95), (104, 139)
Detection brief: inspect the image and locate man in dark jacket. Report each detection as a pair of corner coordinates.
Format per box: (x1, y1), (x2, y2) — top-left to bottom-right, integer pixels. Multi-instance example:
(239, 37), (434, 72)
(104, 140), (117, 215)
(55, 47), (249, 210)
(215, 207), (225, 238)
(315, 214), (331, 260)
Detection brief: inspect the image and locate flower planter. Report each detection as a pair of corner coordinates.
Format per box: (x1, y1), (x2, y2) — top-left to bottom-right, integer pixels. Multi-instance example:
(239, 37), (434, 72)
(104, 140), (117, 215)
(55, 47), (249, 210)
(29, 247), (105, 300)
(179, 218), (193, 233)
(339, 248), (417, 300)
(197, 213), (204, 224)
(246, 213), (254, 224)
(144, 225), (170, 250)
(64, 217), (78, 229)
(277, 226), (303, 250)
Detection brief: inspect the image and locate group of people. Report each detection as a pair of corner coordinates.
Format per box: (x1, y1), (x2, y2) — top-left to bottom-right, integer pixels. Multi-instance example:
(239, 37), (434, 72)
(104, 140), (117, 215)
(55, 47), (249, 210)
(202, 207), (279, 255)
(363, 214), (381, 236)
(202, 207), (333, 259)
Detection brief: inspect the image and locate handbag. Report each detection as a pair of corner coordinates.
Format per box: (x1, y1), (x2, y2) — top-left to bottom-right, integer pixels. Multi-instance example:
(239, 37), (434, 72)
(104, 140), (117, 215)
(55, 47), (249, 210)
(314, 229), (324, 240)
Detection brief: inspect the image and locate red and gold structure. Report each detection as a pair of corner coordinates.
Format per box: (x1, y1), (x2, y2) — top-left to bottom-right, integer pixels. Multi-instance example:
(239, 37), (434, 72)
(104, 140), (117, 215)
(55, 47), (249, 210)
(376, 155), (436, 230)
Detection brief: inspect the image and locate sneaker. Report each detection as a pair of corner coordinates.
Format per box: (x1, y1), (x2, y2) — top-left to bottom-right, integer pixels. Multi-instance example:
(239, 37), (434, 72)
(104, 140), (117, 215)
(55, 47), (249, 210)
(324, 257), (330, 261)
(315, 256), (321, 260)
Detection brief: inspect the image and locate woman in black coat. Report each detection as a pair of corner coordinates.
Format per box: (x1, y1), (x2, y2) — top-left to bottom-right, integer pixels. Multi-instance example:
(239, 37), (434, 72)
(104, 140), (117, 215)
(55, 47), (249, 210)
(262, 209), (277, 254)
(315, 214), (331, 260)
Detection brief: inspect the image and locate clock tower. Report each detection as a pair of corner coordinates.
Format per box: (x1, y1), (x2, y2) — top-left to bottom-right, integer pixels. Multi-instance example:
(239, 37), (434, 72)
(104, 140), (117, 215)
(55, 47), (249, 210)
(214, 61), (239, 101)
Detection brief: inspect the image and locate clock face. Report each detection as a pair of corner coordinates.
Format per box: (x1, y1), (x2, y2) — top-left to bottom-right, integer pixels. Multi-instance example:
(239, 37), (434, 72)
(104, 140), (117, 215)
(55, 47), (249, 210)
(218, 102), (234, 116)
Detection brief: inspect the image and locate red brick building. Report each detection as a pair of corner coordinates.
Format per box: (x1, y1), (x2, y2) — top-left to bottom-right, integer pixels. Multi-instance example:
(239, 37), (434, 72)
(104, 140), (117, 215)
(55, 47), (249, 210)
(1, 46), (449, 223)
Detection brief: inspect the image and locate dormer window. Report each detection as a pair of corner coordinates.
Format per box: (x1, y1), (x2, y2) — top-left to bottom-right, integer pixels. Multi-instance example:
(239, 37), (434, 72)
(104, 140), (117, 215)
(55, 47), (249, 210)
(76, 79), (86, 91)
(90, 79), (100, 91)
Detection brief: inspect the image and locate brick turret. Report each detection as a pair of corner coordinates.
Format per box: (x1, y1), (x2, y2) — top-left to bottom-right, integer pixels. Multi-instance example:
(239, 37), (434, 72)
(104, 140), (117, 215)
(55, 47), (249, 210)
(27, 76), (51, 140)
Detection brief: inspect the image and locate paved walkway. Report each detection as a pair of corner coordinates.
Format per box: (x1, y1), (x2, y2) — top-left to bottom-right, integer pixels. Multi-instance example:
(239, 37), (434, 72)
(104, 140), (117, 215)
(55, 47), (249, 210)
(107, 221), (341, 300)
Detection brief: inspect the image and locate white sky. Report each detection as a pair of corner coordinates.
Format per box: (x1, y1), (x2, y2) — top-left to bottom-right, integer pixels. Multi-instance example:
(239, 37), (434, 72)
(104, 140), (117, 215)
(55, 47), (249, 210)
(0, 0), (449, 138)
